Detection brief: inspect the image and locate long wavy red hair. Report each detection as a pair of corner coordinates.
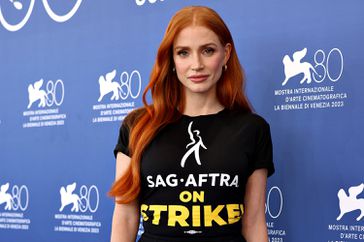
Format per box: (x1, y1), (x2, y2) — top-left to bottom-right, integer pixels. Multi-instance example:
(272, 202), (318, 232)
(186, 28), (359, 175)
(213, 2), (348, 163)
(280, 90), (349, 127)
(109, 6), (252, 203)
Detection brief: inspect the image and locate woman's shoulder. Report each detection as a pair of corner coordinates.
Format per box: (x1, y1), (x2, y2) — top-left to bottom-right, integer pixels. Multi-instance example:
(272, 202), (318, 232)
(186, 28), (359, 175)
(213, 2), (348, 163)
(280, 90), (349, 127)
(123, 106), (148, 129)
(224, 110), (272, 144)
(227, 109), (270, 129)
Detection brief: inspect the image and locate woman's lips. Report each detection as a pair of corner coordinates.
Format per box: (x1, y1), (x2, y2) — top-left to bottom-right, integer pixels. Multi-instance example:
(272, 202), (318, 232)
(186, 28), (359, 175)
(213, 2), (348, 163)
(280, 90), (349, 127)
(188, 74), (209, 83)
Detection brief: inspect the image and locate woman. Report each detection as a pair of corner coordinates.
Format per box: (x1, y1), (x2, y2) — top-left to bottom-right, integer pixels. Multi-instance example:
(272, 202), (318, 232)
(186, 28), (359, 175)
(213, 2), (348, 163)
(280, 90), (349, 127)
(109, 6), (274, 242)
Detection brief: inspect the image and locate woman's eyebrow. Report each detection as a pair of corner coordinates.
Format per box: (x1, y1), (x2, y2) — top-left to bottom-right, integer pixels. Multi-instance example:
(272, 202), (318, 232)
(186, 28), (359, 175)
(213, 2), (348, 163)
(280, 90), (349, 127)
(174, 42), (218, 50)
(200, 43), (218, 47)
(174, 46), (190, 50)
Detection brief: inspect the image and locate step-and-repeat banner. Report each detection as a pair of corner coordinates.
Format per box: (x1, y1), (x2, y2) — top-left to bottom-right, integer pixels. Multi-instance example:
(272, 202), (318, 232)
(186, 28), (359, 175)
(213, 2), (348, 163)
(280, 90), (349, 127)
(1, 0), (363, 241)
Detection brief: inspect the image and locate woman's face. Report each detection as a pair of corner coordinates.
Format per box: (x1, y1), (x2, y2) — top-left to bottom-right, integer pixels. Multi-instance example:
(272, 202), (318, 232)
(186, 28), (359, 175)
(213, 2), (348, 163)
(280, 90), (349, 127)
(173, 25), (231, 99)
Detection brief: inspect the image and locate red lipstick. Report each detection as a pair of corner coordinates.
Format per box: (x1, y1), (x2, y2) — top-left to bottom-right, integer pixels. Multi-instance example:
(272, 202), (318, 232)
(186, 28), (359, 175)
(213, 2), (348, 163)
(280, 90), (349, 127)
(188, 74), (209, 83)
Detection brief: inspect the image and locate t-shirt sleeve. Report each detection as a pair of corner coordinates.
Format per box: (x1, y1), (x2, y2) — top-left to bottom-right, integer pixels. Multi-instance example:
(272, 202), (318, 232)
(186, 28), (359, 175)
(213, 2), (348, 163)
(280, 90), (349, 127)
(252, 117), (275, 177)
(113, 121), (130, 158)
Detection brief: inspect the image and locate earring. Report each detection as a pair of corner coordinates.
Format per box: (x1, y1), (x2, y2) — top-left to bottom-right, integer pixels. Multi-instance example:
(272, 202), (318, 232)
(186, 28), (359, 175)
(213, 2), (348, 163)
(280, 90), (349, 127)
(172, 67), (176, 72)
(223, 64), (227, 71)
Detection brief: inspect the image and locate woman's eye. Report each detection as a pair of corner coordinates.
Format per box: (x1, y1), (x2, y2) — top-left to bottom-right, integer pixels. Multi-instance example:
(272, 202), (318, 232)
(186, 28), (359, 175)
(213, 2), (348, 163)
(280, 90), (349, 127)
(203, 47), (215, 55)
(177, 50), (189, 57)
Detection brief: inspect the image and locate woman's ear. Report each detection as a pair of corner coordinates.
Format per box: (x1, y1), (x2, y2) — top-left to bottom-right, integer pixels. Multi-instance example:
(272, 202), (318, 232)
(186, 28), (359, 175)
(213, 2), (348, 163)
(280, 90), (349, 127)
(224, 43), (232, 65)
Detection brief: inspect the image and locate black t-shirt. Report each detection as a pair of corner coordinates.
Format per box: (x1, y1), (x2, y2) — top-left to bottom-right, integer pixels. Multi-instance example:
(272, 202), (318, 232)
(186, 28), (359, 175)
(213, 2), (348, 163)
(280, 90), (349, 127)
(114, 108), (274, 240)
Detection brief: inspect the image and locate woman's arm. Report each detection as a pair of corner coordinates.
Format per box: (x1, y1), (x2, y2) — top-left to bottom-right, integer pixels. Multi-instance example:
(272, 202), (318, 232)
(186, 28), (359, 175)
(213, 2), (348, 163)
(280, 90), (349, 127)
(110, 152), (140, 242)
(241, 169), (269, 242)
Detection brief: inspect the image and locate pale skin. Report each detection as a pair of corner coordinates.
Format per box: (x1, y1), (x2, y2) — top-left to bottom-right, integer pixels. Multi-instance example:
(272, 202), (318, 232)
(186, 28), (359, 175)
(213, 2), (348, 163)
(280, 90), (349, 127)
(110, 152), (139, 242)
(242, 169), (269, 242)
(173, 25), (229, 116)
(111, 25), (269, 242)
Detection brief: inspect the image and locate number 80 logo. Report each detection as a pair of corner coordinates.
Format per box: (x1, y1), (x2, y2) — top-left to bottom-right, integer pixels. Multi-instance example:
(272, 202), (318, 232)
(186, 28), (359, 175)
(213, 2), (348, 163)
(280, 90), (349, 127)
(265, 186), (283, 219)
(313, 48), (344, 83)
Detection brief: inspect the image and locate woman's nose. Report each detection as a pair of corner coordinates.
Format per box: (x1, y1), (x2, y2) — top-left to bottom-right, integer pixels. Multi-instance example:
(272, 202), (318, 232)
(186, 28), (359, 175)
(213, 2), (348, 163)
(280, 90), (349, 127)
(191, 54), (204, 71)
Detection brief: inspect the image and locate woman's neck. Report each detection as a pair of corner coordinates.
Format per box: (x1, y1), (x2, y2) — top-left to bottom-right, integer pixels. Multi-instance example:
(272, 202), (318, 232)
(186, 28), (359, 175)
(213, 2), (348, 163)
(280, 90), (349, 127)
(182, 93), (224, 117)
